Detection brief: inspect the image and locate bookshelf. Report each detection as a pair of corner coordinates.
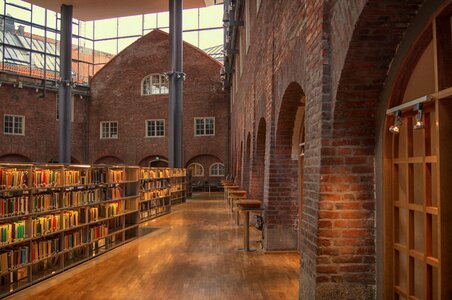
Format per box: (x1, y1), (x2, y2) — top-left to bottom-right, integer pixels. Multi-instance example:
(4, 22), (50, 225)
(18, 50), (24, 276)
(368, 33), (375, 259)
(170, 168), (187, 205)
(0, 163), (140, 298)
(139, 167), (171, 222)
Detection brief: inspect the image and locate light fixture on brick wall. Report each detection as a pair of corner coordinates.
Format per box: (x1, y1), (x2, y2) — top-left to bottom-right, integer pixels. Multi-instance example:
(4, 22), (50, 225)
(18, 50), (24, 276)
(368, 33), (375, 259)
(389, 110), (402, 134)
(413, 103), (425, 130)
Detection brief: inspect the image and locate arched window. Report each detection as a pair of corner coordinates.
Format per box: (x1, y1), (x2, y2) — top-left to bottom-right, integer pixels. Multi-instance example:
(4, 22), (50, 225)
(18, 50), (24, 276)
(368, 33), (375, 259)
(142, 74), (169, 95)
(209, 163), (225, 177)
(188, 163), (204, 177)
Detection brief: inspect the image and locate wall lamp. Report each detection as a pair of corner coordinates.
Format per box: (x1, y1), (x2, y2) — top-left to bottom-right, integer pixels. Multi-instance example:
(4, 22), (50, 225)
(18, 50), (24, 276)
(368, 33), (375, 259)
(413, 103), (424, 130)
(386, 95), (431, 134)
(389, 111), (402, 134)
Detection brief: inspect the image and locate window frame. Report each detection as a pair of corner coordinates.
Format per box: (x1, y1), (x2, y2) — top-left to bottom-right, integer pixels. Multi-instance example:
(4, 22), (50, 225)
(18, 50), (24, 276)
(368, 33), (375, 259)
(100, 121), (119, 139)
(188, 163), (204, 177)
(145, 119), (165, 138)
(194, 117), (215, 137)
(141, 74), (169, 96)
(3, 114), (25, 136)
(209, 163), (225, 177)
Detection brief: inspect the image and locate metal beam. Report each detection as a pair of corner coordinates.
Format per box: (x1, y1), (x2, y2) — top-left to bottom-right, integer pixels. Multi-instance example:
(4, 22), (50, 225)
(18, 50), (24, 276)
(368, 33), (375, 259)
(58, 4), (73, 163)
(168, 0), (184, 168)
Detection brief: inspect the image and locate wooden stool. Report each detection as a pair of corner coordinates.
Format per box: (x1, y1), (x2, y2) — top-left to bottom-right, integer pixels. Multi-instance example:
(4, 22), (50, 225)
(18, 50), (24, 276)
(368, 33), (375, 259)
(235, 200), (262, 252)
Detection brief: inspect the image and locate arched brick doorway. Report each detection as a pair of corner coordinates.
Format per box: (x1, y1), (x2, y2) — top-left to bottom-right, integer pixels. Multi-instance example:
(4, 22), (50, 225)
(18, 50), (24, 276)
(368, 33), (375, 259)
(265, 82), (304, 251)
(94, 156), (124, 165)
(325, 0), (446, 298)
(139, 155), (169, 167)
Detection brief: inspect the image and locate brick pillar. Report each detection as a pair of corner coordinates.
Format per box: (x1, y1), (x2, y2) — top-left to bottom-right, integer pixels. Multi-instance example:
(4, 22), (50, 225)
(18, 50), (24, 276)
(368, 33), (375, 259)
(242, 133), (251, 192)
(250, 118), (266, 199)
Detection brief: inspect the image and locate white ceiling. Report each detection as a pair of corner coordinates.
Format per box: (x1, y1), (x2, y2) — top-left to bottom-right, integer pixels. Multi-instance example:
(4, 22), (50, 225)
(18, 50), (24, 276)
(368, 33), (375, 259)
(23, 0), (223, 21)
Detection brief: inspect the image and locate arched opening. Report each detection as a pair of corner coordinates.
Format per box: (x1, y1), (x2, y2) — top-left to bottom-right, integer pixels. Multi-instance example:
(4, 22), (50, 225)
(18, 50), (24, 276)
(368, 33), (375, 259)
(48, 156), (80, 164)
(383, 4), (452, 298)
(266, 81), (304, 251)
(94, 156), (124, 165)
(138, 155), (168, 167)
(324, 1), (448, 299)
(242, 132), (251, 192)
(185, 154), (222, 181)
(0, 154), (31, 163)
(251, 118), (266, 199)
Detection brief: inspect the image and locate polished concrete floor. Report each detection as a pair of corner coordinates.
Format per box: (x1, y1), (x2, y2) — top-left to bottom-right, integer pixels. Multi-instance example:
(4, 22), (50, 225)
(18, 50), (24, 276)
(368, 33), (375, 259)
(10, 193), (300, 300)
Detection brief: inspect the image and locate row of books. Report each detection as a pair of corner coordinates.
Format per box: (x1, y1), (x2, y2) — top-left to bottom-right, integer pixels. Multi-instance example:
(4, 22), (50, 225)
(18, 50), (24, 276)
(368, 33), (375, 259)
(64, 170), (83, 185)
(63, 230), (83, 250)
(80, 207), (100, 223)
(0, 196), (29, 217)
(62, 189), (104, 207)
(0, 246), (28, 274)
(91, 169), (107, 184)
(142, 189), (169, 201)
(141, 169), (171, 180)
(31, 215), (61, 238)
(109, 187), (122, 200)
(101, 202), (121, 218)
(31, 237), (60, 262)
(33, 169), (62, 188)
(0, 221), (26, 244)
(142, 180), (168, 191)
(109, 170), (124, 183)
(32, 193), (59, 213)
(0, 169), (29, 190)
(140, 207), (167, 219)
(62, 211), (79, 229)
(89, 224), (108, 241)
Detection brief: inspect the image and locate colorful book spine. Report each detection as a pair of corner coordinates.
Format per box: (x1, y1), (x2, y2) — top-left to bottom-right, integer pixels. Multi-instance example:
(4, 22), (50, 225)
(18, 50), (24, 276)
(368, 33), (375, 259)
(89, 224), (108, 241)
(32, 193), (59, 212)
(110, 187), (122, 200)
(64, 170), (80, 186)
(80, 207), (99, 223)
(0, 195), (29, 217)
(62, 189), (103, 208)
(62, 211), (79, 229)
(31, 215), (61, 237)
(100, 202), (121, 218)
(31, 237), (60, 262)
(63, 230), (83, 250)
(33, 169), (62, 188)
(0, 169), (28, 189)
(109, 170), (124, 183)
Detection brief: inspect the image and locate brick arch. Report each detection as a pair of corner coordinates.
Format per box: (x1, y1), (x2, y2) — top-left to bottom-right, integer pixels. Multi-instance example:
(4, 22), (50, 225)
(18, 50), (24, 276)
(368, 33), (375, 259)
(48, 156), (80, 164)
(266, 81), (304, 251)
(138, 155), (168, 167)
(235, 140), (243, 186)
(242, 132), (251, 192)
(94, 156), (124, 165)
(310, 0), (429, 298)
(0, 154), (31, 163)
(250, 118), (266, 199)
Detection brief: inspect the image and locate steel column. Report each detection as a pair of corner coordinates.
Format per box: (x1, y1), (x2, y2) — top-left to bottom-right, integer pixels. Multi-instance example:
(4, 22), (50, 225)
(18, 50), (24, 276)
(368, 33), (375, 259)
(58, 4), (73, 163)
(168, 0), (184, 168)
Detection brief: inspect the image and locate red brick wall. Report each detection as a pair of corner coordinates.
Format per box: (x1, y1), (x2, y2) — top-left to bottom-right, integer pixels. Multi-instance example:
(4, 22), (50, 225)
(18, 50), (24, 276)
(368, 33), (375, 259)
(89, 30), (228, 172)
(228, 0), (428, 298)
(0, 82), (88, 163)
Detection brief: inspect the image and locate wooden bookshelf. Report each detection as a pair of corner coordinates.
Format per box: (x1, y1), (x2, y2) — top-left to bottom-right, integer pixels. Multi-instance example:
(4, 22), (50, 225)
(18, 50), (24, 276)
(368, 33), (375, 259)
(0, 163), (140, 298)
(170, 168), (187, 206)
(139, 167), (171, 222)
